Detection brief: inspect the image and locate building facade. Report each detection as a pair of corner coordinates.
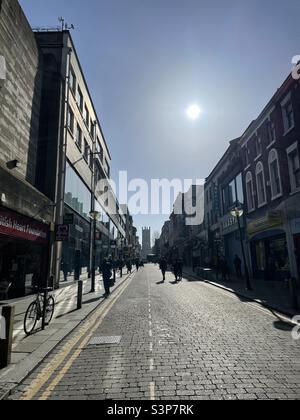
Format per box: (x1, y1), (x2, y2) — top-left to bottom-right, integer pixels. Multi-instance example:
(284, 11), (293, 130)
(0, 0), (53, 298)
(142, 227), (151, 260)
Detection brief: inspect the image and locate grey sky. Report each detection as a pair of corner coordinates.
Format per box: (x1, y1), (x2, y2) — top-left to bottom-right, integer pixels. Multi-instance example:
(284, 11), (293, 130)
(20, 0), (300, 239)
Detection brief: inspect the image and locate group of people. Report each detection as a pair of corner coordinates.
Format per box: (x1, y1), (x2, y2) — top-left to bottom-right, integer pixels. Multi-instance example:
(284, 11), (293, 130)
(100, 257), (143, 298)
(159, 257), (183, 283)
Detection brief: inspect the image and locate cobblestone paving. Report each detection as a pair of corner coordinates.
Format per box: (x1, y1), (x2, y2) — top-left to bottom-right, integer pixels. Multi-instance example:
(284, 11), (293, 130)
(8, 265), (300, 400)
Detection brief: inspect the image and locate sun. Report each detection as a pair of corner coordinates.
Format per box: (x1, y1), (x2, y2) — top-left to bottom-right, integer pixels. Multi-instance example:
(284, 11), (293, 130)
(186, 104), (202, 120)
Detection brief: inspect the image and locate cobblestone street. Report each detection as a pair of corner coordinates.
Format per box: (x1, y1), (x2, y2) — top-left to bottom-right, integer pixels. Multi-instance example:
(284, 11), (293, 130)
(8, 265), (300, 400)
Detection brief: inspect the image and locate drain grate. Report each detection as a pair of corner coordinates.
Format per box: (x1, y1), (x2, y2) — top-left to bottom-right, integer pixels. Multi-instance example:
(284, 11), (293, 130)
(88, 336), (122, 346)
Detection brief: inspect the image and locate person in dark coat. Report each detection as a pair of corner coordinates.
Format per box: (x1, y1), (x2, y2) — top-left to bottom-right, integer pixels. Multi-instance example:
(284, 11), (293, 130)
(220, 258), (230, 282)
(118, 259), (124, 277)
(177, 258), (183, 281)
(100, 258), (112, 297)
(234, 255), (242, 278)
(126, 260), (132, 274)
(173, 259), (180, 282)
(159, 258), (167, 282)
(135, 259), (140, 272)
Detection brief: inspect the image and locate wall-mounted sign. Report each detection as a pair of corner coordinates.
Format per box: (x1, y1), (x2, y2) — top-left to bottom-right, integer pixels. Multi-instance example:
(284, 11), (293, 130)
(63, 213), (74, 225)
(55, 224), (70, 242)
(247, 211), (283, 236)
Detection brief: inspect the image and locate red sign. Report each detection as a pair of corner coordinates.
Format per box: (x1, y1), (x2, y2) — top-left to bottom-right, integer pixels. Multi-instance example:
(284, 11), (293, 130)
(0, 208), (48, 244)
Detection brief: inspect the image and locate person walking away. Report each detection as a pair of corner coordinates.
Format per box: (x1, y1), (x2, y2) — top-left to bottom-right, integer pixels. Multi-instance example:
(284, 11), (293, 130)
(100, 258), (112, 297)
(177, 258), (183, 281)
(118, 259), (124, 278)
(234, 255), (242, 278)
(126, 260), (132, 274)
(159, 258), (167, 282)
(173, 259), (180, 282)
(135, 259), (140, 272)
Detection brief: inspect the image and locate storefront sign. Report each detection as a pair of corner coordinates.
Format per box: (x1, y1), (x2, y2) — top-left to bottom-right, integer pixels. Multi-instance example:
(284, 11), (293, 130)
(247, 211), (283, 236)
(0, 208), (48, 243)
(55, 224), (70, 242)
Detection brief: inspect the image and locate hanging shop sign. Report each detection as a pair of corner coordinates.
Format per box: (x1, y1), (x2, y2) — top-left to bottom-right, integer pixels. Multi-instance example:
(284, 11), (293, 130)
(0, 207), (48, 244)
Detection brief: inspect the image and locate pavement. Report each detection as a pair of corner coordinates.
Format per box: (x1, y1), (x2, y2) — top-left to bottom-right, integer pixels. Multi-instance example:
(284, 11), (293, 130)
(5, 264), (300, 400)
(0, 270), (134, 400)
(183, 266), (300, 318)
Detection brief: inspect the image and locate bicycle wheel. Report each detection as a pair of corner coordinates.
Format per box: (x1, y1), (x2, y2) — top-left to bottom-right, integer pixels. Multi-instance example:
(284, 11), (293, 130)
(24, 302), (38, 335)
(44, 296), (55, 325)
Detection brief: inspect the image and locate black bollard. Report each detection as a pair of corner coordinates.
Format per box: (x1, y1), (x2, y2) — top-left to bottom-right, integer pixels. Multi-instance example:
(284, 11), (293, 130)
(77, 280), (83, 310)
(0, 305), (15, 369)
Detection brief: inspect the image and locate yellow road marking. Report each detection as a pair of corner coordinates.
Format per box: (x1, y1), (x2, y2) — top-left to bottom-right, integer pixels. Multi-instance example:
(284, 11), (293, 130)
(21, 276), (133, 400)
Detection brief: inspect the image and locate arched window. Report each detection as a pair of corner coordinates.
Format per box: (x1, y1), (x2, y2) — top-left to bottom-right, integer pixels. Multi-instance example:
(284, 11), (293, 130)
(268, 149), (282, 199)
(256, 162), (266, 207)
(245, 172), (255, 211)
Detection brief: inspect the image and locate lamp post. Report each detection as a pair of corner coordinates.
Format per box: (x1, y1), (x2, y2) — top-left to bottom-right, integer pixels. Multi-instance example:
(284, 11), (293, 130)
(89, 210), (100, 293)
(230, 203), (253, 291)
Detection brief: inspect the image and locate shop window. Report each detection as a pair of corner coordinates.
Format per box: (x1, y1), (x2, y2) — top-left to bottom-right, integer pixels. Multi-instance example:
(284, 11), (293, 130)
(256, 162), (266, 207)
(268, 149), (282, 199)
(65, 163), (91, 220)
(287, 143), (300, 192)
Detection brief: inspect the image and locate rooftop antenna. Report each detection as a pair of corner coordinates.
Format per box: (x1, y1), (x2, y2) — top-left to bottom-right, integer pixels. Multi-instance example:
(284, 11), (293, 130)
(58, 17), (75, 31)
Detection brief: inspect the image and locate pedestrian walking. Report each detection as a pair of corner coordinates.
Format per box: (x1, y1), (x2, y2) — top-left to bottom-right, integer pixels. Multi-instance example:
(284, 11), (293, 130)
(234, 255), (242, 278)
(177, 258), (183, 281)
(100, 258), (112, 297)
(126, 260), (132, 274)
(173, 259), (180, 282)
(159, 257), (167, 282)
(220, 258), (230, 282)
(135, 259), (140, 272)
(118, 259), (124, 277)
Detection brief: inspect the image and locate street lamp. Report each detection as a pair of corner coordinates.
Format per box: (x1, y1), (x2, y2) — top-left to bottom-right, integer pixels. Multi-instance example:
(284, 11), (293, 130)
(89, 210), (100, 293)
(230, 203), (253, 291)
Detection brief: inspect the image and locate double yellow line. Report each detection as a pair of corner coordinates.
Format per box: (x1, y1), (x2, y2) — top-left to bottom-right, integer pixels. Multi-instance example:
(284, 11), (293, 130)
(21, 275), (134, 400)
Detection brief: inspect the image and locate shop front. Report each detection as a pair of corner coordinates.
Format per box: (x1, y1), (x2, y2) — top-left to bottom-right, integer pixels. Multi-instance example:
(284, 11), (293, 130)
(0, 206), (49, 298)
(221, 214), (245, 274)
(248, 211), (289, 281)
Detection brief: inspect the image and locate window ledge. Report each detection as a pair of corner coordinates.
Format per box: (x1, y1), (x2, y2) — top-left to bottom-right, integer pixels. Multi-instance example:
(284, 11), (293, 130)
(267, 140), (276, 149)
(271, 193), (283, 201)
(257, 201), (267, 209)
(283, 125), (295, 137)
(68, 128), (74, 138)
(244, 164), (251, 172)
(290, 188), (300, 196)
(254, 154), (262, 162)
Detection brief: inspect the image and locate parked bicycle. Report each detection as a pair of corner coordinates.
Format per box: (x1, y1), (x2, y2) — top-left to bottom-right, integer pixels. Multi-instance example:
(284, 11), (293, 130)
(24, 287), (55, 336)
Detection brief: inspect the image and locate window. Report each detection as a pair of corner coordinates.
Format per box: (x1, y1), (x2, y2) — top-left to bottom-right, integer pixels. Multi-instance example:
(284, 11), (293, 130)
(268, 149), (282, 199)
(67, 107), (74, 133)
(281, 93), (295, 134)
(267, 120), (276, 145)
(104, 158), (110, 177)
(84, 105), (89, 128)
(65, 163), (90, 220)
(75, 124), (82, 151)
(222, 173), (243, 213)
(287, 143), (300, 192)
(255, 136), (262, 157)
(77, 86), (84, 112)
(84, 139), (90, 162)
(245, 145), (250, 166)
(69, 67), (76, 95)
(256, 162), (266, 206)
(90, 119), (95, 139)
(245, 172), (254, 211)
(96, 137), (104, 162)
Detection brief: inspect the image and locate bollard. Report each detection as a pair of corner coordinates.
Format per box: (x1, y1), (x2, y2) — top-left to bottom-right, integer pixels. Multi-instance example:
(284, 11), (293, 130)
(289, 277), (299, 310)
(0, 305), (15, 369)
(77, 280), (83, 310)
